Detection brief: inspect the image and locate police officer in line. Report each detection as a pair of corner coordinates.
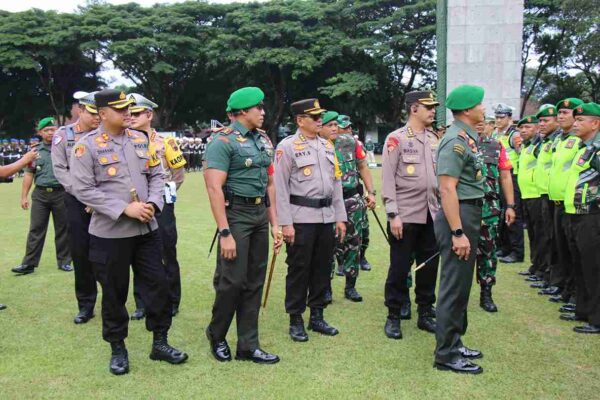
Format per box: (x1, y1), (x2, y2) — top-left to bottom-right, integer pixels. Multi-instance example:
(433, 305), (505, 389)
(0, 139), (8, 166)
(492, 104), (524, 264)
(180, 137), (191, 171)
(70, 89), (188, 375)
(433, 85), (486, 375)
(129, 93), (187, 320)
(12, 118), (72, 275)
(275, 98), (347, 342)
(381, 91), (440, 339)
(563, 102), (600, 334)
(51, 91), (101, 324)
(203, 87), (281, 364)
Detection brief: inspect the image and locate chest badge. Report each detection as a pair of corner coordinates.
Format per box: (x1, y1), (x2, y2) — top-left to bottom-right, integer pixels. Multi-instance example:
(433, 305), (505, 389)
(107, 166), (117, 177)
(406, 165), (415, 175)
(99, 156), (109, 165)
(303, 167), (312, 176)
(245, 158), (253, 168)
(112, 154), (119, 162)
(97, 142), (107, 149)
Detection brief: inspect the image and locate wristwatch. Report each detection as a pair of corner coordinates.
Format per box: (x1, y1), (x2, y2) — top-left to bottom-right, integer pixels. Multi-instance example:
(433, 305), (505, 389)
(451, 228), (464, 237)
(219, 228), (231, 237)
(387, 212), (398, 219)
(368, 190), (377, 196)
(505, 204), (516, 209)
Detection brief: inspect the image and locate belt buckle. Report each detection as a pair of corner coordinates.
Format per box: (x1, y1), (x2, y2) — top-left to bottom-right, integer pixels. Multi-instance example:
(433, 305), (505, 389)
(254, 197), (262, 205)
(554, 201), (561, 206)
(46, 188), (53, 193)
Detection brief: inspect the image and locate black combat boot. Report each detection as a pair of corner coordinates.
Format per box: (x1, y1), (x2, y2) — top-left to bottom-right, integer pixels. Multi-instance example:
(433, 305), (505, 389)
(360, 249), (372, 271)
(109, 340), (129, 375)
(384, 308), (402, 339)
(307, 308), (339, 336)
(289, 314), (309, 342)
(149, 331), (188, 364)
(480, 284), (498, 312)
(417, 305), (436, 333)
(344, 276), (363, 302)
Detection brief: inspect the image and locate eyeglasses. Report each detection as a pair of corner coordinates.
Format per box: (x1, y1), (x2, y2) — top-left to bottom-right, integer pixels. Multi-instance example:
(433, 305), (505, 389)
(299, 114), (322, 121)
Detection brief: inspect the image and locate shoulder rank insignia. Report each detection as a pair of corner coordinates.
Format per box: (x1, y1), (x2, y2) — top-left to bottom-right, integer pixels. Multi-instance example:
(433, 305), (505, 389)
(236, 136), (247, 143)
(453, 144), (466, 155)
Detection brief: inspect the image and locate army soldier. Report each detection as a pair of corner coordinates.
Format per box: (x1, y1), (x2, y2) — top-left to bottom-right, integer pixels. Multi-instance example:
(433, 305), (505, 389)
(563, 102), (600, 334)
(433, 85), (486, 374)
(382, 91), (440, 339)
(51, 91), (101, 324)
(204, 87), (281, 364)
(275, 98), (347, 342)
(475, 121), (516, 313)
(545, 98), (584, 302)
(12, 118), (72, 275)
(492, 104), (524, 263)
(70, 89), (188, 375)
(129, 93), (186, 320)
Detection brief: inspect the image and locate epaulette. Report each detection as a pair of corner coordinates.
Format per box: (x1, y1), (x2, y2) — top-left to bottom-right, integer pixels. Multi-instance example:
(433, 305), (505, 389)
(457, 130), (469, 141)
(213, 126), (234, 135)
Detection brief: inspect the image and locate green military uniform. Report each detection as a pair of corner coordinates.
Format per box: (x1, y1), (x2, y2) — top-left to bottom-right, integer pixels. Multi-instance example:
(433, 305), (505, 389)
(204, 87), (277, 357)
(17, 119), (71, 272)
(434, 85), (485, 373)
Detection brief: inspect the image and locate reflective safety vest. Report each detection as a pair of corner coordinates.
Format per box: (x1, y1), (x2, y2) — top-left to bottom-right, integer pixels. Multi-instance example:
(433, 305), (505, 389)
(548, 133), (581, 201)
(496, 127), (520, 175)
(518, 141), (540, 199)
(565, 132), (600, 215)
(534, 132), (558, 195)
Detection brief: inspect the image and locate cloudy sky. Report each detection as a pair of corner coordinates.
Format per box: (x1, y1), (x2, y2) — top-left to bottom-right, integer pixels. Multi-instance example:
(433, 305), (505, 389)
(0, 0), (253, 13)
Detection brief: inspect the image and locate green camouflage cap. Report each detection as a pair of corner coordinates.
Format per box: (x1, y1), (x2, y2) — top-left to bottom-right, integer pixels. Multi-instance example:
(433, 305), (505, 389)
(337, 115), (352, 129)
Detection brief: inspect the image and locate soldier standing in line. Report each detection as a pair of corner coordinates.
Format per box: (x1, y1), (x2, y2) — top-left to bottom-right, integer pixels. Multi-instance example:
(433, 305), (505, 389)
(275, 98), (347, 343)
(12, 118), (72, 275)
(51, 91), (101, 324)
(129, 93), (186, 320)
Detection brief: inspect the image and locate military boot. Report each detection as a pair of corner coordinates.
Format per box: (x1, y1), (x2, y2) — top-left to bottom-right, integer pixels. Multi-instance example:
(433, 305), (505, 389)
(307, 308), (339, 336)
(324, 287), (333, 305)
(289, 314), (309, 342)
(384, 308), (402, 339)
(417, 305), (437, 333)
(360, 249), (372, 271)
(149, 331), (189, 364)
(344, 276), (363, 302)
(480, 284), (498, 312)
(109, 341), (129, 375)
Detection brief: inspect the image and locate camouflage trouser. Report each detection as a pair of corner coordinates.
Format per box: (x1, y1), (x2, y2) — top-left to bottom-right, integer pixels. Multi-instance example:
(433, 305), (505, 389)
(477, 215), (499, 285)
(333, 193), (365, 278)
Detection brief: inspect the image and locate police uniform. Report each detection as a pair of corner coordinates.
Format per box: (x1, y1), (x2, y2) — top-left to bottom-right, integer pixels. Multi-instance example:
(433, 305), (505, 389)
(382, 91), (440, 338)
(563, 102), (600, 334)
(433, 85), (486, 374)
(69, 89), (187, 375)
(51, 91), (99, 323)
(275, 98), (347, 341)
(12, 118), (71, 274)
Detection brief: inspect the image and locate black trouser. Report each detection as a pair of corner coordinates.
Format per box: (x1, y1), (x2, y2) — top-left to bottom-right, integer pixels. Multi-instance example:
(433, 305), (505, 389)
(499, 173), (524, 259)
(550, 203), (574, 294)
(89, 230), (171, 343)
(522, 198), (546, 276)
(541, 195), (558, 282)
(285, 223), (335, 315)
(208, 202), (268, 352)
(434, 203), (481, 364)
(22, 187), (71, 267)
(64, 193), (96, 312)
(385, 212), (438, 311)
(566, 213), (600, 325)
(134, 202), (181, 309)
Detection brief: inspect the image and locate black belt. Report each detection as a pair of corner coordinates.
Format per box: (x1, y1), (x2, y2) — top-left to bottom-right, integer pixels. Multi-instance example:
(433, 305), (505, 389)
(290, 195), (332, 208)
(342, 187), (359, 199)
(459, 198), (483, 207)
(36, 186), (64, 193)
(554, 200), (564, 207)
(233, 195), (265, 205)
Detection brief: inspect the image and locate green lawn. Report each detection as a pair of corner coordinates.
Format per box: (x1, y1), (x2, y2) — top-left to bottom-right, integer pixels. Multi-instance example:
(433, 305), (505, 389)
(0, 170), (598, 399)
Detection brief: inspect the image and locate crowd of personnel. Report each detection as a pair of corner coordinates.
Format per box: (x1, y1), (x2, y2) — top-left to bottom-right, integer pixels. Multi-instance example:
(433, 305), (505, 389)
(0, 85), (598, 377)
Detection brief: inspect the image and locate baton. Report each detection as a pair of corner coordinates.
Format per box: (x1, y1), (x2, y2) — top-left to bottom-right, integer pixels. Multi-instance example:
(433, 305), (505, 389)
(370, 208), (390, 244)
(207, 228), (218, 259)
(130, 188), (152, 232)
(414, 251), (440, 272)
(262, 232), (283, 308)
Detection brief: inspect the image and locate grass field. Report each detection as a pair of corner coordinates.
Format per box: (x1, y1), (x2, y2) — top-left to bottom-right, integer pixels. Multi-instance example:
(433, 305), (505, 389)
(0, 169), (598, 400)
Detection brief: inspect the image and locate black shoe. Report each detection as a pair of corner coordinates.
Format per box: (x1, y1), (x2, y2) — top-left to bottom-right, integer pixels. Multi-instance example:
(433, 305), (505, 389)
(235, 348), (280, 364)
(289, 314), (309, 342)
(109, 341), (129, 375)
(149, 331), (188, 364)
(525, 275), (542, 282)
(560, 313), (586, 322)
(499, 254), (519, 263)
(458, 346), (483, 359)
(538, 286), (561, 296)
(360, 257), (372, 271)
(130, 308), (146, 320)
(417, 315), (436, 333)
(549, 295), (567, 303)
(307, 308), (339, 336)
(171, 304), (179, 317)
(400, 302), (412, 320)
(434, 358), (483, 374)
(479, 285), (498, 313)
(74, 309), (94, 324)
(323, 289), (333, 305)
(384, 315), (402, 339)
(530, 282), (548, 289)
(573, 324), (600, 334)
(11, 264), (35, 275)
(0, 304), (6, 311)
(206, 327), (231, 362)
(58, 264), (73, 272)
(559, 304), (576, 313)
(344, 287), (363, 302)
(496, 250), (506, 258)
(417, 304), (436, 318)
(518, 270), (533, 276)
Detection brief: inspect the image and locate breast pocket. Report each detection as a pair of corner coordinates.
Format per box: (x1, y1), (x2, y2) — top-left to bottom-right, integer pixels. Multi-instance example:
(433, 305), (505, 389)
(295, 155), (317, 182)
(400, 153), (422, 178)
(96, 157), (124, 181)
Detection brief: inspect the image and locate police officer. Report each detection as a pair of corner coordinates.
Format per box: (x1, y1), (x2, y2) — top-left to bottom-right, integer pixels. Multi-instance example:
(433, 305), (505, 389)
(203, 87), (281, 364)
(129, 93), (186, 319)
(475, 120), (516, 312)
(12, 118), (72, 275)
(382, 91), (440, 339)
(433, 85), (486, 374)
(563, 102), (600, 334)
(492, 104), (524, 264)
(181, 137), (191, 171)
(275, 98), (347, 342)
(70, 89), (188, 375)
(51, 91), (101, 324)
(545, 98), (584, 302)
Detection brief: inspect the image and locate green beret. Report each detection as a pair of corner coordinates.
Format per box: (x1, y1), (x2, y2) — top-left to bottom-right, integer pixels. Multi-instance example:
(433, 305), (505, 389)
(446, 85), (485, 111)
(573, 102), (600, 117)
(37, 117), (56, 131)
(322, 111), (339, 125)
(555, 98), (583, 110)
(227, 87), (264, 111)
(536, 105), (557, 118)
(517, 115), (539, 126)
